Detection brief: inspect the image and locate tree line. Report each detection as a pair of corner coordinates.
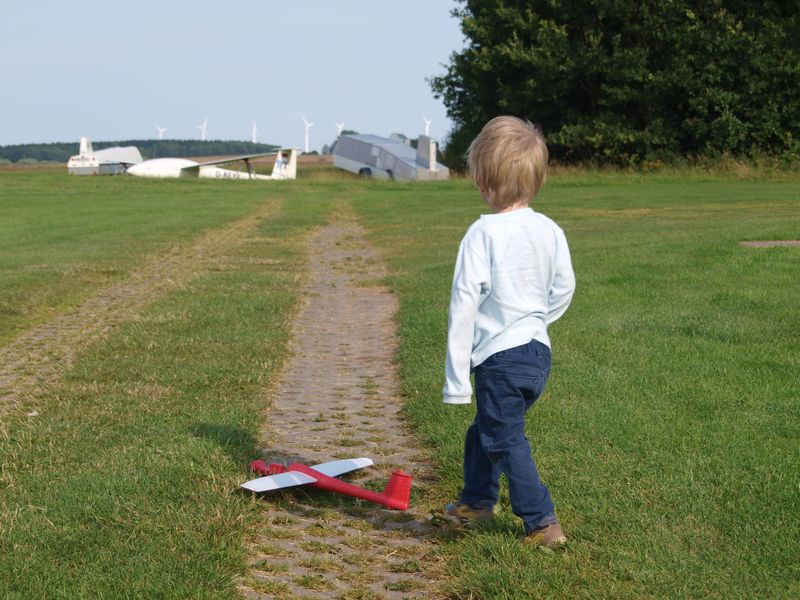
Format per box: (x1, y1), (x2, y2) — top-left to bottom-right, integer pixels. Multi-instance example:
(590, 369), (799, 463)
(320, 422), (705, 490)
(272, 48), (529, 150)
(0, 140), (279, 164)
(431, 0), (800, 167)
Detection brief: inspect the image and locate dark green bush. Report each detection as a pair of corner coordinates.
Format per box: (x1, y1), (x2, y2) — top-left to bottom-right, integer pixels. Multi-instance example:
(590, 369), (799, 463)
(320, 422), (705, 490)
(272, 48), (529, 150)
(431, 0), (800, 168)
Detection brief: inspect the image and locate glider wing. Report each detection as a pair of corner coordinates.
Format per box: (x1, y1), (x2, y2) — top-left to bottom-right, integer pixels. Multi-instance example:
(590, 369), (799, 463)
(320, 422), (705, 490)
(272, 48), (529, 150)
(192, 152), (276, 167)
(241, 470), (316, 493)
(240, 457), (373, 493)
(310, 457), (374, 477)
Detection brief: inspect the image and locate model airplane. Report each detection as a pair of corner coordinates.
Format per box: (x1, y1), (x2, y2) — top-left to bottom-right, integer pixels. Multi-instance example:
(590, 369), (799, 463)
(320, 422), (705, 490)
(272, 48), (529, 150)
(126, 148), (297, 180)
(241, 457), (412, 510)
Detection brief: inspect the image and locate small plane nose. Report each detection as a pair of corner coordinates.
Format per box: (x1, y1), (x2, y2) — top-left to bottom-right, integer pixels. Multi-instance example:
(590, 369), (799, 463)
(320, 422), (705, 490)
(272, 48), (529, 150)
(126, 164), (141, 176)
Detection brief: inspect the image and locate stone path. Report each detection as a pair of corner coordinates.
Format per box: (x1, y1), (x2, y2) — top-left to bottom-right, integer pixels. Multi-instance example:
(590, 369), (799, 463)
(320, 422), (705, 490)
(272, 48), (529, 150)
(238, 211), (444, 599)
(0, 202), (280, 422)
(738, 240), (800, 247)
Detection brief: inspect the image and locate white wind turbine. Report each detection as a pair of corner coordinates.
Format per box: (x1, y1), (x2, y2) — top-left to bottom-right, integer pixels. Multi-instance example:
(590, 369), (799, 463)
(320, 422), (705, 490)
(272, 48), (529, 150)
(335, 121), (345, 136)
(197, 117), (209, 141)
(302, 116), (314, 153)
(155, 124), (167, 140)
(422, 116), (432, 136)
(251, 120), (258, 143)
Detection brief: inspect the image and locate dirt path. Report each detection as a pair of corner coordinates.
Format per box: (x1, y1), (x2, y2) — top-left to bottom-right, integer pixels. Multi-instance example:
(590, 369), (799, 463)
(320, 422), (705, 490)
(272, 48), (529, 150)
(239, 211), (445, 599)
(0, 202), (280, 422)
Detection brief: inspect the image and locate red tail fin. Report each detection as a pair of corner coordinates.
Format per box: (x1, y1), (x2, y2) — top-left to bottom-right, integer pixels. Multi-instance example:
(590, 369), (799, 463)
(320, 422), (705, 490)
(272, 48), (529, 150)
(382, 470), (413, 510)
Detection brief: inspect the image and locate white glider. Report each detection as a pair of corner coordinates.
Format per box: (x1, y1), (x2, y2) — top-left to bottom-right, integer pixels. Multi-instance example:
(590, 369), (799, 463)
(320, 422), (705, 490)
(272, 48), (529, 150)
(241, 457), (373, 493)
(127, 148), (297, 180)
(240, 456), (412, 510)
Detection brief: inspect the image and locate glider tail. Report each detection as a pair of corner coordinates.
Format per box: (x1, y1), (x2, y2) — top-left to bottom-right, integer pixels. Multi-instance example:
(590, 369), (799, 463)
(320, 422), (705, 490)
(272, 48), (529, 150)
(381, 469), (413, 510)
(270, 148), (298, 180)
(297, 463), (411, 511)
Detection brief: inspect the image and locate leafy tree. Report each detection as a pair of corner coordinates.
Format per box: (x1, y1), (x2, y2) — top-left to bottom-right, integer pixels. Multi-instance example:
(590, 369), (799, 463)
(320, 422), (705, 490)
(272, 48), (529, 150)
(431, 0), (800, 166)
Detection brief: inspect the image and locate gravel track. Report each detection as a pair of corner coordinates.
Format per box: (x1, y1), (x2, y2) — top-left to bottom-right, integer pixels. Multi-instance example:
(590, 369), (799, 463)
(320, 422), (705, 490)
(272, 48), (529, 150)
(238, 212), (444, 600)
(0, 202), (280, 421)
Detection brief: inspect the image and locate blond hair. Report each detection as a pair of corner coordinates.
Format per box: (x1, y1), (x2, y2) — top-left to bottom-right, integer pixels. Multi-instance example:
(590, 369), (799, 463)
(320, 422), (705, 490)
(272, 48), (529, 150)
(467, 116), (549, 208)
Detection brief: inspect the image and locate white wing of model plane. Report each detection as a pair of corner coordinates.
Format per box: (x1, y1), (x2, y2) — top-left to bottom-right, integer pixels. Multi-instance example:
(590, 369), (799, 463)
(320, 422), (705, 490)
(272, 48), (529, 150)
(308, 458), (374, 477)
(244, 470), (317, 492)
(241, 457), (373, 493)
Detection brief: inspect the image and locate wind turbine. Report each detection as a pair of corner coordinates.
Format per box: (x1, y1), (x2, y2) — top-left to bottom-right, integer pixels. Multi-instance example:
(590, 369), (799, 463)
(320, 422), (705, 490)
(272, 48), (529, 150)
(197, 118), (208, 141)
(336, 121), (345, 136)
(251, 120), (258, 144)
(422, 116), (432, 136)
(302, 116), (314, 153)
(155, 124), (167, 140)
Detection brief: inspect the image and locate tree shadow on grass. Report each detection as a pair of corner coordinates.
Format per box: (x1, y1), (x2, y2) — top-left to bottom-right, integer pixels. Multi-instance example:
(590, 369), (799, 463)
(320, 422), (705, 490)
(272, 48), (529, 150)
(189, 422), (259, 466)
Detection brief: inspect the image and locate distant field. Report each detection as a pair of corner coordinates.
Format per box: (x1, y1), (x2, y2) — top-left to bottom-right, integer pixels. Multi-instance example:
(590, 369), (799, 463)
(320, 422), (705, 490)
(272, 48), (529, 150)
(0, 170), (279, 345)
(1, 168), (798, 598)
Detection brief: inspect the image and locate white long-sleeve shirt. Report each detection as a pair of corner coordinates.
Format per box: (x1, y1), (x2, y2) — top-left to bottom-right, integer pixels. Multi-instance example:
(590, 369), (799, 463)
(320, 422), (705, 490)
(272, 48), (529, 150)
(443, 207), (575, 404)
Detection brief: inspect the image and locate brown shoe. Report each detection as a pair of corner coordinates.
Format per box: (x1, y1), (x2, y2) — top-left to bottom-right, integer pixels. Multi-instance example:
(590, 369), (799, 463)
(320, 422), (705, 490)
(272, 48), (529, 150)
(439, 502), (493, 526)
(525, 522), (567, 547)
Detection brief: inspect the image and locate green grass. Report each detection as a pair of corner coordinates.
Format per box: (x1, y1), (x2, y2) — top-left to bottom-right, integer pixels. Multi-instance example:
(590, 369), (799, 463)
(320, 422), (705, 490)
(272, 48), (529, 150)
(0, 171), (342, 596)
(1, 168), (799, 598)
(0, 170), (288, 345)
(351, 173), (800, 598)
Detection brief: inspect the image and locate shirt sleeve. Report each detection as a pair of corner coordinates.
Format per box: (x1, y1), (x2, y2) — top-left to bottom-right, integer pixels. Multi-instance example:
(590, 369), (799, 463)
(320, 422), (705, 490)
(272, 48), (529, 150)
(443, 238), (490, 404)
(545, 228), (576, 325)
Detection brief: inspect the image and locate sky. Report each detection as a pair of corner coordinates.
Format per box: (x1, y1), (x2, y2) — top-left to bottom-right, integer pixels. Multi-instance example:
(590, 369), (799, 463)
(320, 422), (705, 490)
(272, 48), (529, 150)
(0, 1), (465, 151)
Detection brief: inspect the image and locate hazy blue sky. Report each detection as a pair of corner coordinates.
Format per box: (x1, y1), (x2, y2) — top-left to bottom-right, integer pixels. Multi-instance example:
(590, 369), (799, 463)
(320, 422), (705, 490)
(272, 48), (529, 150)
(0, 1), (465, 150)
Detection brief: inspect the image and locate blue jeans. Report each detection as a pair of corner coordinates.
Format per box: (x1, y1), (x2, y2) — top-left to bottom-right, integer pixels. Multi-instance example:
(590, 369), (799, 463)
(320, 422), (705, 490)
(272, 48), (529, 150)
(460, 339), (558, 533)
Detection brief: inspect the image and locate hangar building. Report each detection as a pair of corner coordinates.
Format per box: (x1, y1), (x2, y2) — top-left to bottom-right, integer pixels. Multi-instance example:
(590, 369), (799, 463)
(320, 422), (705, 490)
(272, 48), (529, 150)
(332, 134), (449, 181)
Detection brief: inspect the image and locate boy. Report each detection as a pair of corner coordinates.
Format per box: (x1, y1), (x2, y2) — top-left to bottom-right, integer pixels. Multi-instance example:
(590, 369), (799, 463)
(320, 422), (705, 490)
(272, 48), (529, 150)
(442, 116), (576, 547)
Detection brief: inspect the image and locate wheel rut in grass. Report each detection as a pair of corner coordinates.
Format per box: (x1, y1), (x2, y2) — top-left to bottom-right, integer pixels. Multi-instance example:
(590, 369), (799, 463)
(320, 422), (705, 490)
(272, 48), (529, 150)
(239, 213), (444, 599)
(0, 201), (280, 422)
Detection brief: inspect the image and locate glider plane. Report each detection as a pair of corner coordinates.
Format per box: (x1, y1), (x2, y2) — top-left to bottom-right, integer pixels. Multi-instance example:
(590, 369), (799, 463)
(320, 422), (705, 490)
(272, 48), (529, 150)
(126, 148), (297, 180)
(241, 457), (412, 510)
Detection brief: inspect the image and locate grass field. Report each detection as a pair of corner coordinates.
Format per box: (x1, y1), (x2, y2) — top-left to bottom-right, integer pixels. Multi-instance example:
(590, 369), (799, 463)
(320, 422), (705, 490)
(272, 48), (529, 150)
(1, 167), (799, 598)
